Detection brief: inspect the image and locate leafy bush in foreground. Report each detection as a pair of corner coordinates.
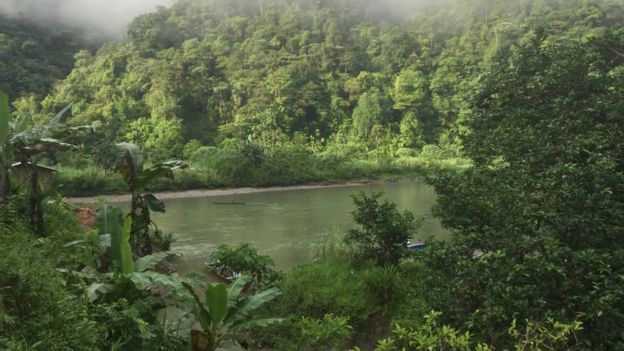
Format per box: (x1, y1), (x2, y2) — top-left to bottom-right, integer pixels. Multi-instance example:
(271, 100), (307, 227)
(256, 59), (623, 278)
(278, 260), (372, 332)
(0, 224), (101, 350)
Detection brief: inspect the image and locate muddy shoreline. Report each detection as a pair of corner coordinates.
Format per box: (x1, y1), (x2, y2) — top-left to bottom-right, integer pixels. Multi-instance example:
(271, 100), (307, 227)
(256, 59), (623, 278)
(68, 179), (412, 204)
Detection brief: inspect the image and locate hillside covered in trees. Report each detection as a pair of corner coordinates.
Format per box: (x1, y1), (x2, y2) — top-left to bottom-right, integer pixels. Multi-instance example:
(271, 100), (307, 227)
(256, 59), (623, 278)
(6, 0), (620, 166)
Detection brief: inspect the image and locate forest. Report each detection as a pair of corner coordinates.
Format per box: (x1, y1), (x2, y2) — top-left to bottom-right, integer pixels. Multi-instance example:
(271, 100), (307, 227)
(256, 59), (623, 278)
(1, 0), (623, 350)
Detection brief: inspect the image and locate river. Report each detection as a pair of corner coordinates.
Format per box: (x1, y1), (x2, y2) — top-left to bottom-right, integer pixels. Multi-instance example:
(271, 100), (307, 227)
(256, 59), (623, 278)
(148, 180), (449, 272)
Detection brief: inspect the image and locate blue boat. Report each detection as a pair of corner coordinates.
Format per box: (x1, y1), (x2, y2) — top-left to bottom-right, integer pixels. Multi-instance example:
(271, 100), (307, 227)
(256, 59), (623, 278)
(407, 241), (426, 252)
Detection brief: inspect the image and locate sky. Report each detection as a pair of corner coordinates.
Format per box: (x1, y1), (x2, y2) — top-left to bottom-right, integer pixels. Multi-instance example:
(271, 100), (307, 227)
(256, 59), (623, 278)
(0, 0), (174, 39)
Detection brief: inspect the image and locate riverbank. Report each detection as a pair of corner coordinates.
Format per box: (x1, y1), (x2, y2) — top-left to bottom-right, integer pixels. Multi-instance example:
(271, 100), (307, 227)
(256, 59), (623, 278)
(69, 178), (416, 203)
(57, 155), (470, 198)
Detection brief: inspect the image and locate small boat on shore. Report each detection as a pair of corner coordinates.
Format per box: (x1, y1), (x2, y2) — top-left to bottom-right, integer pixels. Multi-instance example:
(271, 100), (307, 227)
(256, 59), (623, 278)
(407, 240), (427, 252)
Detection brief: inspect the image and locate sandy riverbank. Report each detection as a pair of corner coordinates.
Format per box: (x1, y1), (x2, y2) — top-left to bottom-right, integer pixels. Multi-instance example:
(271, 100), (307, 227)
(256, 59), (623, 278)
(68, 180), (407, 203)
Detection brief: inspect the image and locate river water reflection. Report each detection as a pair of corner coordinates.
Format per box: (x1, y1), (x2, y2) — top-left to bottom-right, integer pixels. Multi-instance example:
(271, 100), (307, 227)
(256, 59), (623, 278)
(151, 180), (449, 272)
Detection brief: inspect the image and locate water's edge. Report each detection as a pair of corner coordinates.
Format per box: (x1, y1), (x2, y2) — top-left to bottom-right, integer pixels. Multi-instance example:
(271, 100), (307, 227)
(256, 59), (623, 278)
(68, 179), (419, 204)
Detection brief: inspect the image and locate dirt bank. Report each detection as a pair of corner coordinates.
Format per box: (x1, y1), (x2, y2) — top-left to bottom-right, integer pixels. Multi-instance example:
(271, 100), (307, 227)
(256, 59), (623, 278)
(68, 180), (405, 204)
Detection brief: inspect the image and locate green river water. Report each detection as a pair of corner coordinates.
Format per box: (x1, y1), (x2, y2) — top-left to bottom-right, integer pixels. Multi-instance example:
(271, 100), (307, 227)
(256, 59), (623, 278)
(151, 180), (449, 272)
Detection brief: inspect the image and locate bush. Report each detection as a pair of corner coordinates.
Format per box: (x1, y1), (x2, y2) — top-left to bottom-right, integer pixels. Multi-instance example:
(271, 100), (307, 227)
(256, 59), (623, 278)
(297, 314), (353, 351)
(208, 243), (281, 287)
(395, 147), (419, 157)
(359, 266), (404, 314)
(278, 260), (372, 332)
(254, 314), (352, 351)
(0, 223), (101, 350)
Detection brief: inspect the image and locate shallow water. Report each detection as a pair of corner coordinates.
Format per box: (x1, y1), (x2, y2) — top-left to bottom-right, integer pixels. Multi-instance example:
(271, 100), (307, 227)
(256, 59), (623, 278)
(152, 180), (449, 272)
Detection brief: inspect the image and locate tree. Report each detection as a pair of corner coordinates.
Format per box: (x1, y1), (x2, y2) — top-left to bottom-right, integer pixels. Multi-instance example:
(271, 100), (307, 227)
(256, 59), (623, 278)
(350, 89), (392, 144)
(345, 192), (422, 266)
(392, 69), (427, 111)
(399, 111), (425, 149)
(425, 31), (624, 348)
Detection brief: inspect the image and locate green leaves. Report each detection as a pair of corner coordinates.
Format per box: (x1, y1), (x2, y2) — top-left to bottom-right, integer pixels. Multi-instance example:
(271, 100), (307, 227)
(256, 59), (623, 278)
(97, 205), (135, 274)
(144, 193), (165, 213)
(0, 91), (9, 147)
(346, 192), (422, 266)
(183, 282), (212, 332)
(227, 275), (250, 308)
(134, 251), (169, 272)
(184, 275), (283, 350)
(114, 142), (188, 255)
(205, 283), (228, 325)
(116, 142), (143, 184)
(48, 103), (72, 128)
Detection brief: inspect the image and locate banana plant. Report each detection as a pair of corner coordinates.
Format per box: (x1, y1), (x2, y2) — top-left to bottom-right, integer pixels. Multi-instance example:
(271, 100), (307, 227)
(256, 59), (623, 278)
(0, 91), (90, 234)
(183, 276), (283, 351)
(11, 103), (83, 235)
(96, 205), (135, 274)
(89, 204), (186, 301)
(116, 142), (187, 256)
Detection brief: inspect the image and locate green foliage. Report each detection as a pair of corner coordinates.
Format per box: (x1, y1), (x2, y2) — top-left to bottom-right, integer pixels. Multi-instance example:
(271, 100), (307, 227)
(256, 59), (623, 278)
(371, 312), (478, 351)
(0, 91), (11, 203)
(345, 192), (422, 266)
(279, 260), (372, 332)
(208, 243), (280, 287)
(97, 205), (135, 274)
(289, 314), (353, 351)
(0, 15), (85, 101)
(116, 142), (186, 255)
(426, 27), (624, 348)
(183, 275), (283, 351)
(30, 0), (622, 171)
(508, 318), (583, 351)
(0, 218), (100, 350)
(313, 230), (355, 261)
(359, 265), (404, 315)
(0, 91), (9, 146)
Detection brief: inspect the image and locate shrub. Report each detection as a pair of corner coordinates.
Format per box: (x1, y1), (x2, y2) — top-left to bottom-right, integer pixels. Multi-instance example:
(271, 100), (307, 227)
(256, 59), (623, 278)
(359, 266), (404, 314)
(395, 147), (419, 157)
(208, 243), (280, 287)
(371, 311), (478, 351)
(0, 224), (101, 350)
(279, 260), (372, 331)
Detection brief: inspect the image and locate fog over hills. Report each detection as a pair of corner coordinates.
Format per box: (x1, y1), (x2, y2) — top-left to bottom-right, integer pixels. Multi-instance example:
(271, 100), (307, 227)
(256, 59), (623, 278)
(0, 0), (173, 39)
(0, 0), (459, 39)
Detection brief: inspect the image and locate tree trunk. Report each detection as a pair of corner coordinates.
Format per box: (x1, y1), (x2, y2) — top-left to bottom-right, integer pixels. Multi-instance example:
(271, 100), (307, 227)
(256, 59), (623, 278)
(28, 164), (44, 236)
(130, 192), (153, 257)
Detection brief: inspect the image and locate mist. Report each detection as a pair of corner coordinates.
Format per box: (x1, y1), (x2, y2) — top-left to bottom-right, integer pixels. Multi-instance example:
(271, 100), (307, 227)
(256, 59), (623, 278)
(365, 0), (457, 17)
(0, 0), (458, 41)
(0, 0), (174, 39)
